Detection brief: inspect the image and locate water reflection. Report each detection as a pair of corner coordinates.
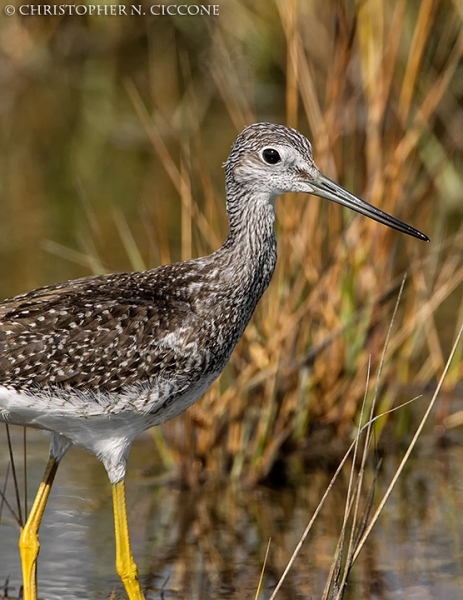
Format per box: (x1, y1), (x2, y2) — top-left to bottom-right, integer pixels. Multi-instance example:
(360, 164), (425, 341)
(2, 426), (463, 599)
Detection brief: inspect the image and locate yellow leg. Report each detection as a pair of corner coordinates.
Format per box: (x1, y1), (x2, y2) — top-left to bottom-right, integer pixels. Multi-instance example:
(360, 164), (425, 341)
(19, 455), (59, 600)
(112, 481), (145, 600)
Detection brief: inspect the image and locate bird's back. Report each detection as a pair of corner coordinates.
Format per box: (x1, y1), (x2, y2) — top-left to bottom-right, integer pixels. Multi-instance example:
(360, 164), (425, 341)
(0, 265), (219, 395)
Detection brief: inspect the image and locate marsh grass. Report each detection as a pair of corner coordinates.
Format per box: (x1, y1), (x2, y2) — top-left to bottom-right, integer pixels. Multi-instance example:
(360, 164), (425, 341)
(136, 0), (463, 484)
(1, 1), (463, 485)
(264, 317), (463, 599)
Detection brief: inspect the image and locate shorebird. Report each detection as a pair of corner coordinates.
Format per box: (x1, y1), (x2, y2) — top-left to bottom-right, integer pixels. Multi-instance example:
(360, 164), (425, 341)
(0, 123), (428, 600)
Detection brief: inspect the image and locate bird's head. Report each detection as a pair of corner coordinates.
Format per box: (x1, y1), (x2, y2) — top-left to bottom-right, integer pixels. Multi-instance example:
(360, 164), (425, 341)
(225, 122), (429, 242)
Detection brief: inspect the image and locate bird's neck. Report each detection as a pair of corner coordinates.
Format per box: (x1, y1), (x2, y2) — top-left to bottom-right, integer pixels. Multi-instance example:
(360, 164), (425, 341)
(218, 180), (278, 303)
(186, 182), (278, 351)
(226, 171), (276, 232)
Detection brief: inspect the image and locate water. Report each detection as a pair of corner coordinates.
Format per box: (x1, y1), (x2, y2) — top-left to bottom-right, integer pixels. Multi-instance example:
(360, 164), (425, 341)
(2, 425), (463, 599)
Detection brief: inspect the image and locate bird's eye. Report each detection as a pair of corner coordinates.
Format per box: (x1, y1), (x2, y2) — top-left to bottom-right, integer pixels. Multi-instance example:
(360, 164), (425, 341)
(262, 148), (281, 165)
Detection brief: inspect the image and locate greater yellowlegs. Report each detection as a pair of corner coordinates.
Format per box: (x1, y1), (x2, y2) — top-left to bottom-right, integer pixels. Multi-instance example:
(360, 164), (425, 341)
(0, 123), (429, 599)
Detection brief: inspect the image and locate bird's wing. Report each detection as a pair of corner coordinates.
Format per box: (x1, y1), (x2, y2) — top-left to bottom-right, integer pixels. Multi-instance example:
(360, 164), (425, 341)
(0, 270), (207, 393)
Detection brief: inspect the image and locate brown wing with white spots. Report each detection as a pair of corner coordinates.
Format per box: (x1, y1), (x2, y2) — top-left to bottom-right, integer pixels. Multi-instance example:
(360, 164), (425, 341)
(0, 269), (206, 393)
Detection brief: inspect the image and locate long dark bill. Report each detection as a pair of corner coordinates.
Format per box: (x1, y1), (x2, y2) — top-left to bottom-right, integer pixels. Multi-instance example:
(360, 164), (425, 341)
(310, 174), (429, 242)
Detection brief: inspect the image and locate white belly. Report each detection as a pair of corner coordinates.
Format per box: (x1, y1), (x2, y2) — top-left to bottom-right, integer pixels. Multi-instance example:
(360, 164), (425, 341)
(0, 370), (220, 483)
